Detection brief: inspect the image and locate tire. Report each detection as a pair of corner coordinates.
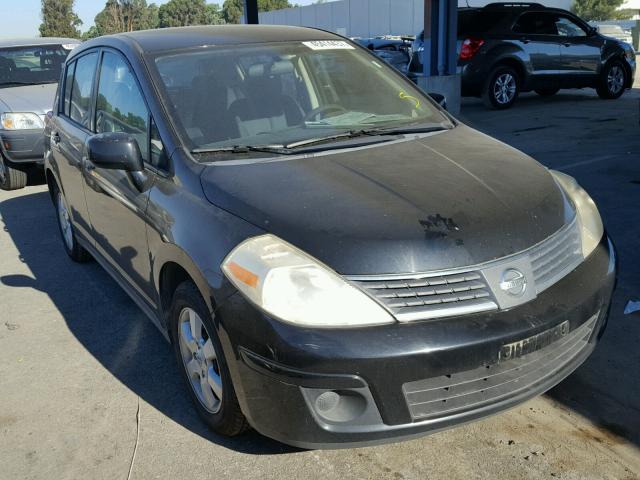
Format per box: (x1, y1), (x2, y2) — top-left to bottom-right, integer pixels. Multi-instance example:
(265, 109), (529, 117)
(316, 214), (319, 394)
(0, 155), (28, 190)
(596, 59), (628, 99)
(483, 65), (520, 109)
(52, 183), (91, 262)
(535, 87), (560, 96)
(169, 281), (249, 436)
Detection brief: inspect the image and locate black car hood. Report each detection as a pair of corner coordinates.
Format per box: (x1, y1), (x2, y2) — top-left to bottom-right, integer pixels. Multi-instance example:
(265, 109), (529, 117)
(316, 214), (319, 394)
(200, 125), (571, 275)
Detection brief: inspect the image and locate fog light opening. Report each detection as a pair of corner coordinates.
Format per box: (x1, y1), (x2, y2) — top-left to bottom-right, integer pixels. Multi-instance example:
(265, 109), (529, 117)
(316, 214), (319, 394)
(313, 390), (368, 423)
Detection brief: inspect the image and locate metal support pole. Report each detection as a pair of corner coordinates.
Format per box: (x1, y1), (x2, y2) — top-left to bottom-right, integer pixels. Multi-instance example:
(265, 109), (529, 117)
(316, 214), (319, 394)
(244, 0), (259, 24)
(423, 0), (440, 77)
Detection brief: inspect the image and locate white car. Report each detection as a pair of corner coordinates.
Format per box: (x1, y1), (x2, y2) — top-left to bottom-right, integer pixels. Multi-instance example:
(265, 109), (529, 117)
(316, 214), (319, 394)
(597, 24), (633, 46)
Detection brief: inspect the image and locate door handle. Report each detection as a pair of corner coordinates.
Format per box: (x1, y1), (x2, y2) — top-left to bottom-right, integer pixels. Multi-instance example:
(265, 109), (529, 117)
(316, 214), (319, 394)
(520, 37), (530, 44)
(562, 42), (571, 47)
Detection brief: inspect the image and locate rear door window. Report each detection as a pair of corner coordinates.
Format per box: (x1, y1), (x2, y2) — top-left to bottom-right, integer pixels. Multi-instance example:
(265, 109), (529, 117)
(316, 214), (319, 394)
(62, 60), (76, 117)
(68, 52), (99, 128)
(513, 12), (558, 35)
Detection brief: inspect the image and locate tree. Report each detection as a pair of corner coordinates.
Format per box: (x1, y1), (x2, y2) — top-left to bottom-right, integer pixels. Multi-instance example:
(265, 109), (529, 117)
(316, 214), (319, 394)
(39, 0), (82, 38)
(158, 0), (224, 27)
(572, 0), (624, 21)
(85, 0), (160, 39)
(222, 0), (293, 24)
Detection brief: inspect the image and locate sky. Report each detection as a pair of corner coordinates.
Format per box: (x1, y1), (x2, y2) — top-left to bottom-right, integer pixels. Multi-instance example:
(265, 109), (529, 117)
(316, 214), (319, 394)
(0, 0), (319, 38)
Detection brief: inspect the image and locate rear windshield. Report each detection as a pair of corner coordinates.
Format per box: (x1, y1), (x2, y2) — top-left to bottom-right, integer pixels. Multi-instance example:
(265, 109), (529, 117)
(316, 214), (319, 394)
(459, 10), (513, 35)
(0, 44), (75, 88)
(153, 41), (449, 151)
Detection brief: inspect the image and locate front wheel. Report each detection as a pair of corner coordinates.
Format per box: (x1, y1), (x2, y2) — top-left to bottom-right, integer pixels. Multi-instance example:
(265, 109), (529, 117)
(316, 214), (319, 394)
(0, 155), (27, 190)
(596, 60), (628, 99)
(483, 66), (520, 109)
(170, 281), (249, 436)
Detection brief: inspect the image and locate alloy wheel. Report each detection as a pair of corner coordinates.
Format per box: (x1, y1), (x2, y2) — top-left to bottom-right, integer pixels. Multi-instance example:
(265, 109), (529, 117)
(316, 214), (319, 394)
(607, 65), (624, 95)
(178, 307), (223, 414)
(493, 73), (516, 105)
(56, 191), (74, 251)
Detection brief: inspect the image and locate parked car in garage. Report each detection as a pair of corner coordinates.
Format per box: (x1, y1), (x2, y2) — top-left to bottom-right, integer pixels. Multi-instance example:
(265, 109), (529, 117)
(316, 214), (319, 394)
(0, 38), (80, 190)
(409, 2), (636, 109)
(352, 36), (413, 72)
(45, 25), (614, 448)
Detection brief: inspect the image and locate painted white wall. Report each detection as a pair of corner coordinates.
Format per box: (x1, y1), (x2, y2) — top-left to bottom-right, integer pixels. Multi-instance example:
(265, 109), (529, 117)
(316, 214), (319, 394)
(259, 0), (575, 37)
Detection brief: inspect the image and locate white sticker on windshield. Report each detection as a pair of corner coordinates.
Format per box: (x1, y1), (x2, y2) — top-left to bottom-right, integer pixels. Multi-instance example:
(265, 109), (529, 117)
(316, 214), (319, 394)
(302, 41), (355, 50)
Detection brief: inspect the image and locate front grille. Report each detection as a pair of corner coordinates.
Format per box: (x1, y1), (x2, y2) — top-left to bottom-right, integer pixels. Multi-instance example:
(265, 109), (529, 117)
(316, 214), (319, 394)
(351, 272), (498, 322)
(349, 216), (584, 322)
(530, 218), (582, 293)
(402, 313), (598, 421)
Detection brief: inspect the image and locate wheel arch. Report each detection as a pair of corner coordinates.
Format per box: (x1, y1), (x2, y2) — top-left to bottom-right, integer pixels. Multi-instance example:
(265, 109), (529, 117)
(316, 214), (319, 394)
(153, 242), (231, 335)
(45, 167), (59, 202)
(492, 57), (527, 87)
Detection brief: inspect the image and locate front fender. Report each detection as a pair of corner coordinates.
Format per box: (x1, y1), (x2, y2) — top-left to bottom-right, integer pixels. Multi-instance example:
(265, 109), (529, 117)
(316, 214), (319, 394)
(145, 156), (264, 330)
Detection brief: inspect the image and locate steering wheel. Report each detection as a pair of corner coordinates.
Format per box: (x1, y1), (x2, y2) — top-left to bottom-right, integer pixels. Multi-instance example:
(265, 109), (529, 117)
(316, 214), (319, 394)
(304, 104), (348, 123)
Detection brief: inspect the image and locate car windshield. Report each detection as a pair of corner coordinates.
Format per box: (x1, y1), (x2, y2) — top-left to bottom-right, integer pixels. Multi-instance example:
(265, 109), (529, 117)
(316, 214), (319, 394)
(0, 44), (74, 87)
(153, 40), (451, 152)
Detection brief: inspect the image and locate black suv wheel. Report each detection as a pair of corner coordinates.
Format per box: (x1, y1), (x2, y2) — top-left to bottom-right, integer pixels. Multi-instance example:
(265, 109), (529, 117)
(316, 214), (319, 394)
(596, 59), (628, 99)
(483, 66), (520, 109)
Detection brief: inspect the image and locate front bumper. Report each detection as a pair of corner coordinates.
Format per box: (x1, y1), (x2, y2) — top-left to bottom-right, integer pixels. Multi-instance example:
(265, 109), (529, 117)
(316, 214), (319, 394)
(0, 129), (45, 164)
(216, 236), (615, 448)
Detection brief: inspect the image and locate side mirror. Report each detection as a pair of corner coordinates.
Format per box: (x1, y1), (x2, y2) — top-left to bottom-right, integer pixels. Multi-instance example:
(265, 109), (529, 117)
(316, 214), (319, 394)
(588, 26), (598, 36)
(87, 132), (143, 172)
(428, 92), (448, 111)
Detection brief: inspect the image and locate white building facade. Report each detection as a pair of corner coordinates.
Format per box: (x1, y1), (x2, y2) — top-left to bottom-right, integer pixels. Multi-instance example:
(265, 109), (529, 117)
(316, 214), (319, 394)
(258, 0), (575, 38)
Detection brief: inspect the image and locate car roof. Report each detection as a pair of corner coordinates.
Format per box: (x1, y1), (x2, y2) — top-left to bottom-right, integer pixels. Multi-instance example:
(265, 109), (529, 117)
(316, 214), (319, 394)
(83, 25), (341, 55)
(0, 37), (81, 49)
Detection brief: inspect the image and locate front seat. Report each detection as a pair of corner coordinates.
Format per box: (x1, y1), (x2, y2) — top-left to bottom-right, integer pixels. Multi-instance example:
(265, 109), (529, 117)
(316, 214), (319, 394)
(191, 74), (238, 143)
(227, 61), (303, 138)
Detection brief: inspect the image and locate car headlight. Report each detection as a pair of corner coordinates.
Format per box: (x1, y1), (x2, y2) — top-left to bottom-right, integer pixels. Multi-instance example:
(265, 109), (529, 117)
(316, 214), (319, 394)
(1, 113), (44, 130)
(222, 234), (395, 327)
(550, 170), (604, 258)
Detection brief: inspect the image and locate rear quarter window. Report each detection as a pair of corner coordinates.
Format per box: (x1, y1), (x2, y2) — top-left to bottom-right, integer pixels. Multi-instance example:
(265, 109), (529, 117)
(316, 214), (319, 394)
(459, 11), (513, 35)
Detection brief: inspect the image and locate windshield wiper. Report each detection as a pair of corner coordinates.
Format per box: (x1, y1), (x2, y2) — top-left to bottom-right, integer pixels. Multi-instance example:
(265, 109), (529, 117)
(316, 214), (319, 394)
(191, 125), (451, 156)
(283, 129), (382, 149)
(191, 144), (288, 155)
(364, 124), (453, 136)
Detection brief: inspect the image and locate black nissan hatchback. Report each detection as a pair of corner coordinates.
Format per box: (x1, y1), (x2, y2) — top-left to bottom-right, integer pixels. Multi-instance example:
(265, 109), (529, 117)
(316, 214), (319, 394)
(45, 25), (615, 448)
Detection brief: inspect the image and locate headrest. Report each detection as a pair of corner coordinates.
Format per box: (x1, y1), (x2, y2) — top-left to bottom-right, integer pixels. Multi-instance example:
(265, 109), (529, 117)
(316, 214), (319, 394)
(247, 60), (294, 78)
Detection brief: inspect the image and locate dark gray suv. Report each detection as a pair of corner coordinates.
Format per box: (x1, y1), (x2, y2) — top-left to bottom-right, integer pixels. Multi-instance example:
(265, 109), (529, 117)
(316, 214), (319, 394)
(409, 2), (636, 109)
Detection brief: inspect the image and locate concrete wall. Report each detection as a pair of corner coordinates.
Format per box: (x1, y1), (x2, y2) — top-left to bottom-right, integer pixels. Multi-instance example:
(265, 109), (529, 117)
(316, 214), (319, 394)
(259, 0), (574, 37)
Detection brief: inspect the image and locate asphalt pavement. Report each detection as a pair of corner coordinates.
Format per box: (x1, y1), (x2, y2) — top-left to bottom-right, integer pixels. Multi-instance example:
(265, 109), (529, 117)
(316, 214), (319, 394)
(1, 74), (639, 479)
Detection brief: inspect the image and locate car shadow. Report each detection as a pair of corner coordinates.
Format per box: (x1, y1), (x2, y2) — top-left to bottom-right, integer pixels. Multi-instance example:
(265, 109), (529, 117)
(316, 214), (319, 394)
(0, 190), (300, 455)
